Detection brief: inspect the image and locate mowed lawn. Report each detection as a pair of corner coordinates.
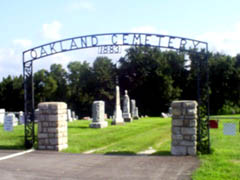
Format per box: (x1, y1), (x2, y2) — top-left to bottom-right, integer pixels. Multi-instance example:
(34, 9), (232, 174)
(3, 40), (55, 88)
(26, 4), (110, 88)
(0, 116), (240, 179)
(64, 117), (171, 154)
(192, 115), (240, 180)
(0, 117), (172, 154)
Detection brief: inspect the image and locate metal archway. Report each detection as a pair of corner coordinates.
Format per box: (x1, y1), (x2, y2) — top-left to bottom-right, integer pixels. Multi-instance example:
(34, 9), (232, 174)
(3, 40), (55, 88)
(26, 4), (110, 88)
(23, 32), (210, 153)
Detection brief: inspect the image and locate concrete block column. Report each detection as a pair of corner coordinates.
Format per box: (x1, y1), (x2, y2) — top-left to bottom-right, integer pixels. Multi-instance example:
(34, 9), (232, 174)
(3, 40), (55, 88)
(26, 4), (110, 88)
(171, 100), (198, 156)
(38, 102), (68, 151)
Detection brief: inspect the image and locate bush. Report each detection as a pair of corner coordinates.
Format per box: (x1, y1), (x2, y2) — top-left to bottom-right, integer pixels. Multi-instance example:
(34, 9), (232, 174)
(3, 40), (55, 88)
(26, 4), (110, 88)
(217, 101), (240, 115)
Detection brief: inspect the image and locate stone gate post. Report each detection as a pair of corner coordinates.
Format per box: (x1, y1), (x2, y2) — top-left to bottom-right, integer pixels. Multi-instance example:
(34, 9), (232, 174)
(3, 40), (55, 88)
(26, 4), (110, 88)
(38, 102), (68, 151)
(171, 101), (197, 156)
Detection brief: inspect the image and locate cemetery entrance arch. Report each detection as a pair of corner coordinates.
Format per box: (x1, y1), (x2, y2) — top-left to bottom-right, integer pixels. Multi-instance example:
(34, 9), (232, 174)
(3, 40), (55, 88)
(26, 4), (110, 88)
(23, 33), (210, 153)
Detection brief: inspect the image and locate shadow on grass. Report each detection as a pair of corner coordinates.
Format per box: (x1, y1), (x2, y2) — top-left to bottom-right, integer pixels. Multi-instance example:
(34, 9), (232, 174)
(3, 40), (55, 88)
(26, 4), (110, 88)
(151, 151), (171, 156)
(104, 151), (136, 156)
(0, 145), (25, 150)
(104, 150), (172, 156)
(68, 126), (90, 129)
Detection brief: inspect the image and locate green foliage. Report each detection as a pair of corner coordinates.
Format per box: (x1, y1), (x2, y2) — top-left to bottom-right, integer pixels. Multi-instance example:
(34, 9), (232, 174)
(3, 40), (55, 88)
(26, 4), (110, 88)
(118, 47), (185, 116)
(0, 75), (24, 111)
(34, 69), (57, 103)
(92, 57), (116, 115)
(217, 101), (240, 115)
(1, 47), (240, 117)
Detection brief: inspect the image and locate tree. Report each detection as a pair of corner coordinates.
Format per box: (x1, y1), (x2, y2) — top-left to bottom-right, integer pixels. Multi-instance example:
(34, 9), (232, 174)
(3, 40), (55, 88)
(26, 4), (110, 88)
(118, 47), (182, 116)
(67, 61), (94, 117)
(50, 64), (68, 101)
(92, 57), (116, 115)
(34, 69), (57, 106)
(0, 75), (24, 111)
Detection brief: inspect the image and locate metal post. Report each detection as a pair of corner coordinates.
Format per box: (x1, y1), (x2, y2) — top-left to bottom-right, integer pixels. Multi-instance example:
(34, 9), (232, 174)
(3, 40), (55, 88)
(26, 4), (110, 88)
(23, 54), (35, 149)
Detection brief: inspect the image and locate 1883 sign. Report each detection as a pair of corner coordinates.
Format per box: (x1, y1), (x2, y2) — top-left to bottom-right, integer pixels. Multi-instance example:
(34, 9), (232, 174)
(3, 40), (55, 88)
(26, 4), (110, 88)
(23, 33), (208, 62)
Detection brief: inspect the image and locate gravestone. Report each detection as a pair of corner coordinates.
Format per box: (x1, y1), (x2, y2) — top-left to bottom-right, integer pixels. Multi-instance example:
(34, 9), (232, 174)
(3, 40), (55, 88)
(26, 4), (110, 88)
(122, 90), (132, 122)
(131, 100), (139, 120)
(72, 111), (76, 121)
(35, 109), (39, 123)
(161, 112), (169, 118)
(168, 107), (172, 116)
(0, 109), (5, 124)
(4, 113), (16, 131)
(38, 102), (68, 151)
(19, 111), (25, 124)
(90, 101), (108, 128)
(67, 109), (73, 122)
(112, 86), (124, 125)
(131, 100), (136, 117)
(171, 100), (197, 156)
(134, 107), (139, 119)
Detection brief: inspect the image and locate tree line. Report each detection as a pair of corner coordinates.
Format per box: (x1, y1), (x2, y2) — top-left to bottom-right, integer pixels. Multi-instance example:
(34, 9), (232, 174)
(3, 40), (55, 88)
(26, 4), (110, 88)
(0, 46), (240, 117)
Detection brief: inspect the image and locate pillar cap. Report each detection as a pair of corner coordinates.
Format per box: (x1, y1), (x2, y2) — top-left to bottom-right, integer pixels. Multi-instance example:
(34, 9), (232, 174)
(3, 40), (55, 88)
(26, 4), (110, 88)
(38, 102), (67, 110)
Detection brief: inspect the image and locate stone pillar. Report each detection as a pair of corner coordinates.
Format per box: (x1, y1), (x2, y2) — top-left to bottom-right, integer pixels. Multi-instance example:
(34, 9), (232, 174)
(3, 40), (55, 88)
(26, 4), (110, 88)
(90, 101), (108, 128)
(0, 109), (5, 124)
(171, 101), (197, 156)
(38, 102), (68, 151)
(112, 86), (124, 125)
(123, 90), (132, 122)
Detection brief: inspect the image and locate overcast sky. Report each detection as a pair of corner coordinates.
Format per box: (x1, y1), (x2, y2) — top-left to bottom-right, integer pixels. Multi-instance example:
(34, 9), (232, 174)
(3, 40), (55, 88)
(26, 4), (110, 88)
(1, 0), (240, 80)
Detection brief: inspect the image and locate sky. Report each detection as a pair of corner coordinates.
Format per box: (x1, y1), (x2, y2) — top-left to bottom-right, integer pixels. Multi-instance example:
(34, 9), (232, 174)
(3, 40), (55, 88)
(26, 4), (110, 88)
(1, 0), (240, 80)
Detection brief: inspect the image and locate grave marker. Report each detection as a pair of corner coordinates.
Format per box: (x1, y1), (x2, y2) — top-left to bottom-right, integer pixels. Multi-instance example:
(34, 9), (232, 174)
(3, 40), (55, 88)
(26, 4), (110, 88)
(112, 86), (124, 125)
(90, 101), (108, 128)
(4, 113), (14, 131)
(0, 109), (5, 124)
(19, 111), (25, 124)
(122, 90), (132, 122)
(67, 109), (73, 122)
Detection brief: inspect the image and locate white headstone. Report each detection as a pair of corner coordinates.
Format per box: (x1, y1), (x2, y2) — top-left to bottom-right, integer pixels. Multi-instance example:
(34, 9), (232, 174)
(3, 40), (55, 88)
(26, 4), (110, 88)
(122, 90), (132, 122)
(0, 109), (5, 124)
(161, 112), (169, 118)
(19, 111), (25, 124)
(4, 113), (15, 131)
(131, 100), (139, 120)
(112, 86), (124, 125)
(135, 107), (139, 119)
(35, 109), (39, 123)
(71, 111), (76, 121)
(131, 99), (136, 117)
(67, 109), (73, 122)
(90, 101), (108, 128)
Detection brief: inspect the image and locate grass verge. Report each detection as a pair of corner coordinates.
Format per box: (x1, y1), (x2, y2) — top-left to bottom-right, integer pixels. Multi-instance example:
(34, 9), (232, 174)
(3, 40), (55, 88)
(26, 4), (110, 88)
(192, 115), (240, 180)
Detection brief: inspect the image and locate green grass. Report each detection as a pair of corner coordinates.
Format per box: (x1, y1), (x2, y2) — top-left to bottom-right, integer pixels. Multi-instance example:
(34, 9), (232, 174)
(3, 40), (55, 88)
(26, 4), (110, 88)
(0, 118), (172, 154)
(64, 117), (171, 154)
(0, 124), (25, 149)
(1, 115), (239, 179)
(192, 115), (240, 180)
